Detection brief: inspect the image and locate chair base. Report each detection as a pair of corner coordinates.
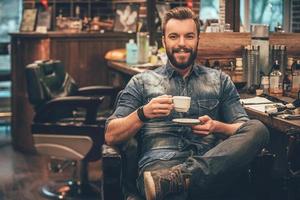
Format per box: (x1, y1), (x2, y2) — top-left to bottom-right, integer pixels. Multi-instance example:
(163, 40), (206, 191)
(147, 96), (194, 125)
(40, 180), (100, 200)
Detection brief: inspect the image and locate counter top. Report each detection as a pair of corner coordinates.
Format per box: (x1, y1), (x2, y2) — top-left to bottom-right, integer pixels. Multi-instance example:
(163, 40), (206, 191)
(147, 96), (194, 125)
(107, 61), (246, 84)
(107, 61), (158, 76)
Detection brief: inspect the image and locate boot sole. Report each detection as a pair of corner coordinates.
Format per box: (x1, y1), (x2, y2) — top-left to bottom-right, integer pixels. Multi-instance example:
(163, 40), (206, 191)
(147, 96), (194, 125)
(143, 171), (156, 200)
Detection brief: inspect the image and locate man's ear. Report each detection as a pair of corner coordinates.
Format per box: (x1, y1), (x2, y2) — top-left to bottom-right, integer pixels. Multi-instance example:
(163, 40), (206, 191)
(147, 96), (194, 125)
(162, 36), (166, 48)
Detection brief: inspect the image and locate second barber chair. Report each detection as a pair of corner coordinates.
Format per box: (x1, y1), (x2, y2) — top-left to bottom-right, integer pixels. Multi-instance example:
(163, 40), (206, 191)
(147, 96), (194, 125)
(25, 60), (119, 199)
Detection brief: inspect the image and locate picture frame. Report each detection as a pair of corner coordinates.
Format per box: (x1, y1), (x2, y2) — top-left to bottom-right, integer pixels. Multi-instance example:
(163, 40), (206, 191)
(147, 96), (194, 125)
(20, 8), (38, 32)
(36, 7), (52, 32)
(114, 3), (139, 33)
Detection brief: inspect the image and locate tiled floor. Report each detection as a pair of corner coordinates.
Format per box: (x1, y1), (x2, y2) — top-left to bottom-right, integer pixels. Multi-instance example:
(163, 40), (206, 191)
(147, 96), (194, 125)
(0, 142), (102, 200)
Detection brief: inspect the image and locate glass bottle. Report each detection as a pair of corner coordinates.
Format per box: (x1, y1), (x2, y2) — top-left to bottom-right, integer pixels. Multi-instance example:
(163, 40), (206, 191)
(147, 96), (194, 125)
(292, 60), (300, 93)
(235, 57), (243, 72)
(126, 39), (138, 65)
(283, 74), (291, 96)
(137, 32), (149, 64)
(269, 60), (283, 96)
(261, 76), (269, 94)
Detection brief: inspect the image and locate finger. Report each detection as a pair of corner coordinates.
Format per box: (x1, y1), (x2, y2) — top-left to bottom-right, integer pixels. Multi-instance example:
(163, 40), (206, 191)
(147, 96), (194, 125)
(192, 123), (210, 129)
(151, 113), (171, 118)
(155, 97), (173, 104)
(152, 109), (172, 115)
(157, 95), (172, 98)
(154, 103), (174, 110)
(192, 130), (210, 135)
(198, 115), (211, 123)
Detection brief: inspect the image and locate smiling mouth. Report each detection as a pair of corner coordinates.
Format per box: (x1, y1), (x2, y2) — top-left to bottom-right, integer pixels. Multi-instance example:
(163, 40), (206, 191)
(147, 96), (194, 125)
(176, 51), (190, 54)
(173, 47), (192, 54)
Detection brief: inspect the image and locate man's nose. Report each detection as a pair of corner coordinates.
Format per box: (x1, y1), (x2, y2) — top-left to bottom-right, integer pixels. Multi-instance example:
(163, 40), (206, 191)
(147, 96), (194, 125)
(178, 36), (185, 46)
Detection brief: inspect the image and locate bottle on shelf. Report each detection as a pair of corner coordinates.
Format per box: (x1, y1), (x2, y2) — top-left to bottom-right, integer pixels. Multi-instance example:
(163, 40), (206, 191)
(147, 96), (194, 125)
(137, 32), (149, 64)
(283, 74), (291, 96)
(235, 57), (243, 72)
(126, 39), (138, 65)
(75, 5), (80, 19)
(260, 75), (269, 94)
(291, 60), (300, 93)
(269, 60), (283, 96)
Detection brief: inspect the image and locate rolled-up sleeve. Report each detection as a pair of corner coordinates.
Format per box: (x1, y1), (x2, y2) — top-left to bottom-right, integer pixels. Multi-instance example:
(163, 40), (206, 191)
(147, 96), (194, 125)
(105, 74), (144, 127)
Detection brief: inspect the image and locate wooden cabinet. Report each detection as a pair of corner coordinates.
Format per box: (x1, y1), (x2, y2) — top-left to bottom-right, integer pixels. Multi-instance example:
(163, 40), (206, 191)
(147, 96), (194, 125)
(10, 32), (132, 152)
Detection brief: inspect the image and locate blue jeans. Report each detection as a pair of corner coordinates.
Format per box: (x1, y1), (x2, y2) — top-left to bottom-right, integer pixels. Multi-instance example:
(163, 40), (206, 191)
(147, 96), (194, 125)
(136, 119), (270, 199)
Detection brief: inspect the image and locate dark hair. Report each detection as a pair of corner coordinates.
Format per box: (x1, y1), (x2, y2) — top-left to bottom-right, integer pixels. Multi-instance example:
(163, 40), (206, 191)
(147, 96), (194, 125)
(162, 7), (200, 36)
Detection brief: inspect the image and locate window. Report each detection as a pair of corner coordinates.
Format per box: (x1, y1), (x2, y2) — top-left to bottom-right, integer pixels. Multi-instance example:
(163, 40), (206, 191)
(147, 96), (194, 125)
(240, 0), (284, 32)
(0, 0), (22, 137)
(0, 0), (22, 42)
(199, 0), (219, 22)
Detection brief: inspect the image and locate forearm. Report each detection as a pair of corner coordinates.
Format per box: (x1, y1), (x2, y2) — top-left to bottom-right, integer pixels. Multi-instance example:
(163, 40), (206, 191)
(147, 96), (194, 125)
(214, 121), (244, 136)
(105, 110), (143, 145)
(105, 95), (173, 145)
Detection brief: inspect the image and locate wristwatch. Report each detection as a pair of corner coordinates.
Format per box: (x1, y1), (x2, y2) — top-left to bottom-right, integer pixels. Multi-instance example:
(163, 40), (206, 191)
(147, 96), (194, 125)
(137, 106), (149, 122)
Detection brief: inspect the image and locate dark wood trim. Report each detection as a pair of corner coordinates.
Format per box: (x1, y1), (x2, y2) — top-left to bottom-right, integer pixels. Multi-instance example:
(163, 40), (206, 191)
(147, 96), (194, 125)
(225, 0), (240, 32)
(10, 31), (136, 39)
(147, 0), (156, 45)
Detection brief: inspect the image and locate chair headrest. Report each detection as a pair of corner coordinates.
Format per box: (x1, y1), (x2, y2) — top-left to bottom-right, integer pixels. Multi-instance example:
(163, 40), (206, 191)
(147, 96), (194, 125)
(25, 60), (78, 109)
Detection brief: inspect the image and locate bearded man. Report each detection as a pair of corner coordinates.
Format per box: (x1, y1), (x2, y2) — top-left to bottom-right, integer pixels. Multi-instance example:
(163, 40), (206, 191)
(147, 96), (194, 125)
(105, 7), (269, 200)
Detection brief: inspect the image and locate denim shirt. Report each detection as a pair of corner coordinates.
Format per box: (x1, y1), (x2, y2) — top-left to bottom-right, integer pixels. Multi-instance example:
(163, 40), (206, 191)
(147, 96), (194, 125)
(107, 61), (249, 171)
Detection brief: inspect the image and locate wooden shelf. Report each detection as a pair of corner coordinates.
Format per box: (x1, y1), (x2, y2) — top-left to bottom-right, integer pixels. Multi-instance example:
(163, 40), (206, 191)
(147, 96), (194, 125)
(112, 0), (146, 3)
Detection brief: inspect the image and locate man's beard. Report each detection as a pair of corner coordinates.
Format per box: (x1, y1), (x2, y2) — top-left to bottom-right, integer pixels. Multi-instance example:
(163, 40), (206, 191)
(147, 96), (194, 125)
(166, 45), (198, 70)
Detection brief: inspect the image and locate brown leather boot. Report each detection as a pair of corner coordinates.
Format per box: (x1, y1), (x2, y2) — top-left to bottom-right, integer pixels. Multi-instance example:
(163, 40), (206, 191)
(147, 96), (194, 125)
(143, 164), (191, 200)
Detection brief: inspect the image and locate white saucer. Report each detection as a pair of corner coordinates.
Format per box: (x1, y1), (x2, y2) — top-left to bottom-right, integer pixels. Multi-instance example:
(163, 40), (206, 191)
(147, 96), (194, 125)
(172, 118), (202, 126)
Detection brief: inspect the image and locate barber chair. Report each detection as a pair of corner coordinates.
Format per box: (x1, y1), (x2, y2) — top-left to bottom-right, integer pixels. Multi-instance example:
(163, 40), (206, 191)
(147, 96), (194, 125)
(25, 59), (119, 199)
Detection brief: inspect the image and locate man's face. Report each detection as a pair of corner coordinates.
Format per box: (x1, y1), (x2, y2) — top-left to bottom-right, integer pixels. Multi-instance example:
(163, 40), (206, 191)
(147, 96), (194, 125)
(163, 19), (199, 70)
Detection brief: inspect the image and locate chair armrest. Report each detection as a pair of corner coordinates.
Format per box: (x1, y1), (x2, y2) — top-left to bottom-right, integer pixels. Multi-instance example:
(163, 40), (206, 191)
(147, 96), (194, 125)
(34, 96), (104, 124)
(77, 86), (121, 108)
(102, 144), (123, 200)
(77, 86), (120, 97)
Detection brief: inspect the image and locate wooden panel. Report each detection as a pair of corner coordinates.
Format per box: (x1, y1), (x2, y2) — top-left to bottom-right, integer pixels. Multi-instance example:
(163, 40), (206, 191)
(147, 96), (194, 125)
(11, 37), (50, 153)
(270, 33), (300, 58)
(50, 37), (128, 86)
(197, 32), (251, 61)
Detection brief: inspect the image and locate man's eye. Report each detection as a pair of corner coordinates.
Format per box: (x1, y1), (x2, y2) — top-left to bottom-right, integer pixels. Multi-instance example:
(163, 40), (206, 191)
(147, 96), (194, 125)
(169, 35), (178, 40)
(186, 35), (195, 40)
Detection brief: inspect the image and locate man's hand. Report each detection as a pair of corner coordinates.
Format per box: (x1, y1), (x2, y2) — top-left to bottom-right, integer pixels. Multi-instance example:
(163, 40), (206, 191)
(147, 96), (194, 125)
(143, 95), (174, 119)
(192, 115), (245, 136)
(192, 115), (216, 135)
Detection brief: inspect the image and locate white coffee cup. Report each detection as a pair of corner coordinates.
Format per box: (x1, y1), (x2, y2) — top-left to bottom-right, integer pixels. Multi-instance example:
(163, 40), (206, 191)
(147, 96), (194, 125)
(172, 96), (191, 112)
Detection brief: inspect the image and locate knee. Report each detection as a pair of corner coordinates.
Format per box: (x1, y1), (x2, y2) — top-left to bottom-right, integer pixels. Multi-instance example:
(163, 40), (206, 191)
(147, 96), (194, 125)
(240, 119), (270, 147)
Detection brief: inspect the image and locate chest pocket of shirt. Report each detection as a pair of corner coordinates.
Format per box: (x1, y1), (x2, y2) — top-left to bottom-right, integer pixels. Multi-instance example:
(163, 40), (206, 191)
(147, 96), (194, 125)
(197, 99), (219, 118)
